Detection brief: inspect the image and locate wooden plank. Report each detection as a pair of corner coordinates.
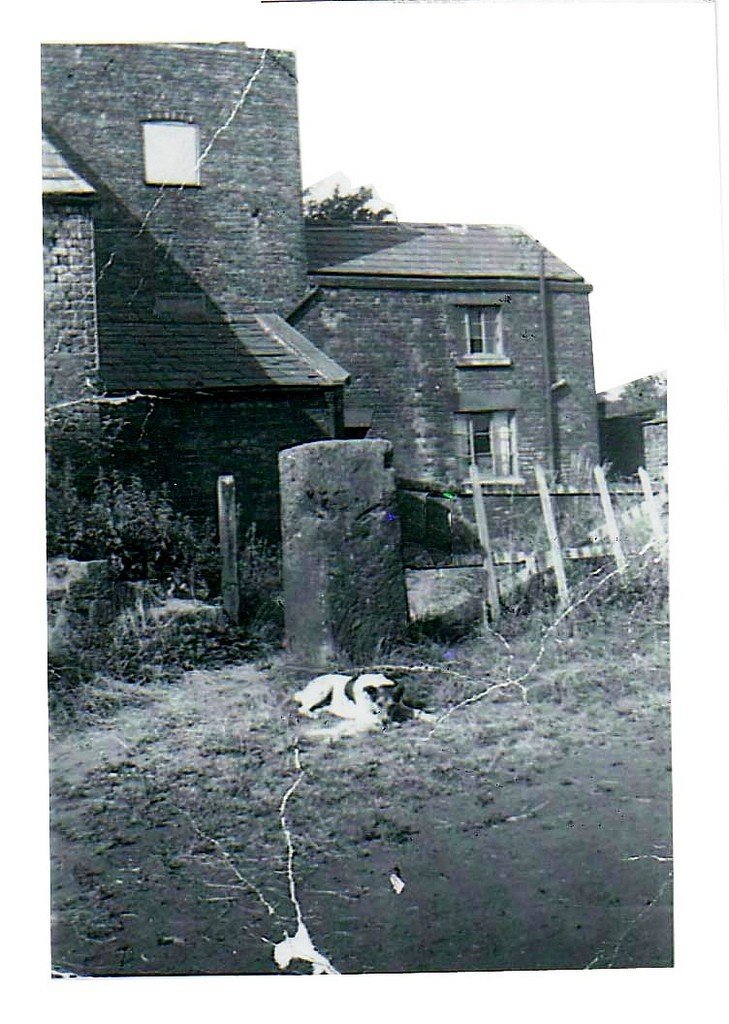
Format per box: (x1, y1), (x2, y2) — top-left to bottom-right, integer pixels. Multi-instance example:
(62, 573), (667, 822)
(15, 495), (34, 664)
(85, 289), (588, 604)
(534, 463), (569, 608)
(217, 475), (240, 624)
(563, 543), (611, 560)
(594, 465), (627, 572)
(469, 464), (501, 623)
(638, 466), (667, 555)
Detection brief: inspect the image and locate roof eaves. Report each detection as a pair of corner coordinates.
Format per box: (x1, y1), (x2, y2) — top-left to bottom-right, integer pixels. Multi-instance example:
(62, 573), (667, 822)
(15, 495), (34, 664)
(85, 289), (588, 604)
(255, 314), (350, 386)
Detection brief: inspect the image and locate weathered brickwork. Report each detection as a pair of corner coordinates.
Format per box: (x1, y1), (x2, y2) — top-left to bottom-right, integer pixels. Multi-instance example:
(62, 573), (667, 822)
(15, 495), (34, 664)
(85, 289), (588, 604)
(42, 44), (345, 533)
(296, 282), (599, 490)
(643, 419), (668, 481)
(104, 390), (340, 535)
(41, 43), (309, 384)
(547, 289), (600, 473)
(43, 200), (99, 406)
(42, 43), (601, 551)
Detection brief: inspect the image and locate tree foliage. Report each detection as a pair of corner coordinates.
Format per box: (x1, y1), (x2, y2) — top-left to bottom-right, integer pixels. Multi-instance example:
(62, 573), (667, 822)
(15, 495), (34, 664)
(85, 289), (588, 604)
(619, 373), (667, 413)
(303, 185), (395, 224)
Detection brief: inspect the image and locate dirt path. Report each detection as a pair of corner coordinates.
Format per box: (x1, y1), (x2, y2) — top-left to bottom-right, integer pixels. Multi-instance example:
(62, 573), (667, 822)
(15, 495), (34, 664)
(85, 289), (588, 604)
(49, 657), (672, 976)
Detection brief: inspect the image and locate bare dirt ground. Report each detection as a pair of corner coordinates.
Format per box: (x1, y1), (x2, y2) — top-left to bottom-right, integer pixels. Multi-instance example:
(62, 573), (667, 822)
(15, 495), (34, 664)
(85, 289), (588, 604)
(49, 594), (672, 977)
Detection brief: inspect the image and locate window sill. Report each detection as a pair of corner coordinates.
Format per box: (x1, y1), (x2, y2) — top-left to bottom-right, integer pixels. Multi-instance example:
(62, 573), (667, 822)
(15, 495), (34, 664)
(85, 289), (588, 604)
(464, 477), (525, 488)
(456, 356), (512, 368)
(144, 181), (202, 188)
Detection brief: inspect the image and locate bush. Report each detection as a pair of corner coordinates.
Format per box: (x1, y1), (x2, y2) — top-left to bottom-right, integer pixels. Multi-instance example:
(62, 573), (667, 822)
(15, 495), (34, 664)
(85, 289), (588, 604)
(237, 524), (283, 631)
(47, 468), (218, 597)
(46, 471), (285, 727)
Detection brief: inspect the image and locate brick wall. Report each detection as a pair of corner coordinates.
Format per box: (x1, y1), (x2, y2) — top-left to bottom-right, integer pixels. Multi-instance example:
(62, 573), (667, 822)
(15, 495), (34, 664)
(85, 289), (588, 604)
(43, 198), (105, 492)
(43, 199), (99, 406)
(42, 44), (332, 529)
(41, 43), (309, 374)
(104, 390), (340, 537)
(296, 282), (599, 490)
(548, 288), (600, 475)
(643, 419), (668, 481)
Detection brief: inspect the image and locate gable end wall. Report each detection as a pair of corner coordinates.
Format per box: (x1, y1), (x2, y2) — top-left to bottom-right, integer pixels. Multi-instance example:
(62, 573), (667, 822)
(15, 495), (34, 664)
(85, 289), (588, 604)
(296, 283), (599, 489)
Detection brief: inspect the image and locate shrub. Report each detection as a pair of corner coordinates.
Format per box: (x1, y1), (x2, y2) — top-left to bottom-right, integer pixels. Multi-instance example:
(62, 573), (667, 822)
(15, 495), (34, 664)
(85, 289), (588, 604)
(237, 524), (283, 633)
(46, 481), (285, 726)
(47, 468), (218, 597)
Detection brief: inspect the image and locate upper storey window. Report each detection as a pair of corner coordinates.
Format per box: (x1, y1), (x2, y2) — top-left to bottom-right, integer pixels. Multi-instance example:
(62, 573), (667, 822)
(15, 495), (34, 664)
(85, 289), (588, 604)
(143, 122), (200, 186)
(464, 305), (504, 357)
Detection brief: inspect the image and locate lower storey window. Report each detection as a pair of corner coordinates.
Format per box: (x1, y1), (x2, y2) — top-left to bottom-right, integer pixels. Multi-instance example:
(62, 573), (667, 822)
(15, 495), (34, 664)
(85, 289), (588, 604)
(468, 411), (519, 479)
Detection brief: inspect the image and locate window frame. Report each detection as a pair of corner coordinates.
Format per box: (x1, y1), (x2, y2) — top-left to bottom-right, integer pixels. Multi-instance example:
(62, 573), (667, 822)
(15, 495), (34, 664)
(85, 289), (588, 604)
(466, 410), (521, 482)
(142, 120), (201, 187)
(463, 305), (505, 360)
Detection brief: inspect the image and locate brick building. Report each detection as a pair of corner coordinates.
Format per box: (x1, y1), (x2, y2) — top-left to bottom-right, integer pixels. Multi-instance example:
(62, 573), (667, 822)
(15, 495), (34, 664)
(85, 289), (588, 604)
(296, 223), (599, 543)
(42, 42), (601, 543)
(42, 43), (348, 530)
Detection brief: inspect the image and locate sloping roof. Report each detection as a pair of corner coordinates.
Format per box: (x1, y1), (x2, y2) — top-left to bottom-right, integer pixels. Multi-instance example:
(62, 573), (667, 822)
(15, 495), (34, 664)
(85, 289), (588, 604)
(42, 134), (95, 195)
(306, 225), (422, 270)
(99, 313), (349, 392)
(306, 223), (583, 281)
(255, 314), (349, 385)
(598, 373), (668, 419)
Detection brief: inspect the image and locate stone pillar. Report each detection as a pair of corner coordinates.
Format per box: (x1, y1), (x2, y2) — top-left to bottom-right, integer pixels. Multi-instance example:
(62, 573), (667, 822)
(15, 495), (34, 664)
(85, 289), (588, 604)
(279, 439), (409, 667)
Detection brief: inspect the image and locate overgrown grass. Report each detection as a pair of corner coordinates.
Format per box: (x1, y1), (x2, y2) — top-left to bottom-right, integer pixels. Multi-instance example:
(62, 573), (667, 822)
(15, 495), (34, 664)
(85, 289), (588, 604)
(49, 544), (671, 975)
(372, 546), (668, 715)
(48, 549), (283, 733)
(48, 605), (269, 730)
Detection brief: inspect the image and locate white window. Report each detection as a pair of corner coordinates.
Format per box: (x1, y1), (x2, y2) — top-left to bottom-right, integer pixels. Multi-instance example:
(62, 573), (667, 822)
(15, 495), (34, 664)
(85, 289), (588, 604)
(143, 121), (200, 186)
(464, 306), (504, 357)
(468, 411), (518, 479)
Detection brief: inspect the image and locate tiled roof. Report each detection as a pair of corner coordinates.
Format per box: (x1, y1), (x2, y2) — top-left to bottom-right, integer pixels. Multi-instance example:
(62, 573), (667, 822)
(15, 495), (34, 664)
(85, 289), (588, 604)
(99, 312), (349, 392)
(255, 314), (349, 385)
(42, 134), (95, 195)
(306, 223), (583, 281)
(306, 225), (422, 271)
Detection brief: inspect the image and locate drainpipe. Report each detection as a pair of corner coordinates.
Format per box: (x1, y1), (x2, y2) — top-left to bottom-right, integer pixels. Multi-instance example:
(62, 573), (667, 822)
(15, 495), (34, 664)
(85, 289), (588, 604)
(539, 244), (556, 477)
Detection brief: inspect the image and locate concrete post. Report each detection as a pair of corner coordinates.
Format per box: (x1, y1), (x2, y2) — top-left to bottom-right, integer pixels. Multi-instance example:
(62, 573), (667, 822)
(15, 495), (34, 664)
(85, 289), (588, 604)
(279, 439), (409, 667)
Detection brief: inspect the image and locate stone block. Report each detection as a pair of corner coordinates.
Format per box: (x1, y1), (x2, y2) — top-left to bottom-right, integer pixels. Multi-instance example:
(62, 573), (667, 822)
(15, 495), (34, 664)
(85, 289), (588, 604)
(279, 439), (409, 667)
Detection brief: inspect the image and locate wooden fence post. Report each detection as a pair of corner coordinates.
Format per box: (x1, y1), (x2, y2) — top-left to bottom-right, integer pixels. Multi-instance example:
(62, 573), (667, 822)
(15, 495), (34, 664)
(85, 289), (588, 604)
(593, 465), (627, 572)
(534, 463), (570, 609)
(469, 464), (500, 624)
(638, 466), (667, 555)
(217, 474), (240, 624)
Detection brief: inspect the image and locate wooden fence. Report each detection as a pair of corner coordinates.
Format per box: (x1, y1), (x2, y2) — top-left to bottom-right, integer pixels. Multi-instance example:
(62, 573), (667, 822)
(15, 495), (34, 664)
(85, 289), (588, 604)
(467, 464), (667, 622)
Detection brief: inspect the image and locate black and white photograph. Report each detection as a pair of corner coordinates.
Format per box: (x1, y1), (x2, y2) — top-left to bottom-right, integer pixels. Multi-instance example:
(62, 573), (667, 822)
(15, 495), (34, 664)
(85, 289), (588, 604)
(5, 0), (728, 1017)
